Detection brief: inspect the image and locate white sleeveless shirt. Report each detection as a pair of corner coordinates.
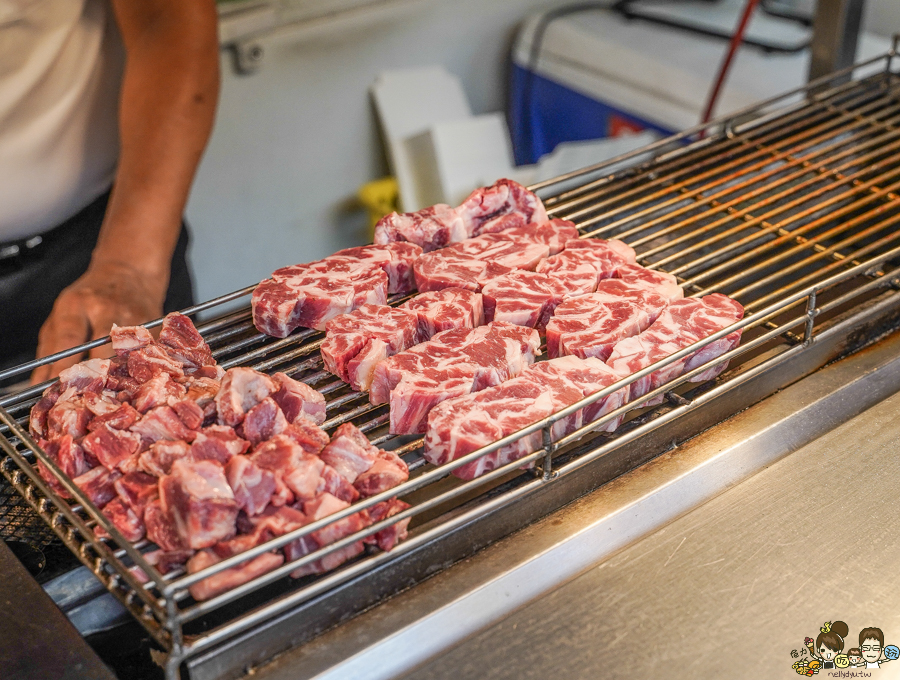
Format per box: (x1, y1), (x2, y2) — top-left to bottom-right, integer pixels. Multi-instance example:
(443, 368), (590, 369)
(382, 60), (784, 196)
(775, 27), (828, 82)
(0, 0), (122, 241)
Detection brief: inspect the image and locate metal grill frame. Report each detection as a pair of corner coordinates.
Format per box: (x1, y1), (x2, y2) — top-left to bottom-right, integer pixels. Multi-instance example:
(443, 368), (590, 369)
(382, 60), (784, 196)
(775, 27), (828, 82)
(3, 48), (900, 679)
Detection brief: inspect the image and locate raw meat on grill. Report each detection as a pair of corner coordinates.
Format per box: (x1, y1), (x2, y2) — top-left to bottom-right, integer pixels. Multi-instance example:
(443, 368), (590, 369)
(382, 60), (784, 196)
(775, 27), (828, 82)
(271, 372), (326, 426)
(321, 304), (421, 391)
(606, 293), (744, 406)
(374, 179), (547, 251)
(187, 546), (285, 602)
(157, 312), (216, 372)
(424, 356), (629, 480)
(159, 459), (239, 550)
(413, 233), (550, 293)
(480, 270), (571, 330)
(400, 288), (485, 339)
(536, 238), (637, 285)
(496, 218), (579, 255)
(457, 179), (548, 236)
(545, 281), (672, 360)
(615, 263), (683, 301)
(332, 242), (423, 294)
(365, 498), (411, 551)
(369, 322), (541, 434)
(252, 256), (388, 337)
(374, 203), (468, 252)
(30, 306), (413, 602)
(413, 251), (512, 294)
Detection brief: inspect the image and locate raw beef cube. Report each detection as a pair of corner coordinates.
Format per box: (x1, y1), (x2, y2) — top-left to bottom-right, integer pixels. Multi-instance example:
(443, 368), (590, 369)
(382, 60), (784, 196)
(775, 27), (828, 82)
(291, 493), (368, 578)
(250, 434), (304, 473)
(101, 498), (145, 543)
(319, 423), (379, 484)
(615, 263), (683, 301)
(240, 398), (288, 446)
(82, 424), (142, 470)
(321, 304), (421, 391)
(29, 381), (62, 440)
(225, 456), (276, 516)
(365, 499), (411, 551)
(109, 324), (153, 354)
(186, 548), (284, 601)
(374, 203), (468, 252)
(47, 397), (92, 440)
(536, 238), (636, 284)
(170, 400), (205, 431)
(82, 390), (122, 416)
(413, 251), (512, 293)
(607, 294), (744, 406)
(145, 499), (189, 552)
(132, 373), (186, 413)
(271, 372), (326, 425)
(159, 459), (239, 549)
(252, 256), (388, 337)
(157, 312), (214, 370)
(73, 466), (121, 508)
(248, 504), (308, 540)
(281, 454), (325, 501)
(215, 367), (276, 427)
(142, 549), (193, 576)
(131, 406), (198, 444)
(38, 434), (88, 486)
(499, 218), (579, 255)
(190, 425), (250, 464)
(114, 471), (160, 520)
(58, 358), (111, 394)
(481, 270), (570, 330)
(139, 440), (191, 477)
(319, 465), (360, 503)
(400, 287), (484, 339)
(545, 282), (670, 361)
(457, 179), (548, 236)
(127, 344), (185, 383)
(332, 241), (423, 294)
(183, 376), (221, 425)
(354, 450), (409, 498)
(282, 421), (330, 455)
(87, 403), (140, 432)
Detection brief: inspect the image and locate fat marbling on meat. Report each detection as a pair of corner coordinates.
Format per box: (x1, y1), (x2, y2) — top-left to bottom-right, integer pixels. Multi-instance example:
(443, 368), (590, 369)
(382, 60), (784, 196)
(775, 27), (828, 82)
(369, 322), (541, 434)
(424, 356), (629, 480)
(606, 293), (744, 407)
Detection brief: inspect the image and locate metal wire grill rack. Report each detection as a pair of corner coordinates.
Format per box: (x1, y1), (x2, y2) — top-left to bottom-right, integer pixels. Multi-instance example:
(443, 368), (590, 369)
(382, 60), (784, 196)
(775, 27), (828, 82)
(2, 50), (900, 680)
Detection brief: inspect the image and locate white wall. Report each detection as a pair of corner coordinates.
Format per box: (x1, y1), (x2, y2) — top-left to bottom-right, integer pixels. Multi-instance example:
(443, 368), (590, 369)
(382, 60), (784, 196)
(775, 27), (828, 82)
(186, 0), (576, 304)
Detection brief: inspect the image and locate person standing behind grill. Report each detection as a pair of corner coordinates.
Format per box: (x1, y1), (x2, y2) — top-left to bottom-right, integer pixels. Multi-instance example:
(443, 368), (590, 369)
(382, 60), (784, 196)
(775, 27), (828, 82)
(0, 0), (219, 382)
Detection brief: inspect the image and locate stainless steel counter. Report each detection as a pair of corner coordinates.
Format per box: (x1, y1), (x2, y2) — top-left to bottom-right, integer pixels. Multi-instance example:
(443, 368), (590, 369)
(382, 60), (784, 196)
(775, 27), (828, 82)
(403, 357), (900, 680)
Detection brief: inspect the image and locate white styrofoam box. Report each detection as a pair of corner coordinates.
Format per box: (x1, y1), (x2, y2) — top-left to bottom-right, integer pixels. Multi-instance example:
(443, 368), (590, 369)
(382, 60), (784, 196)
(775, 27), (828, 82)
(371, 67), (472, 211)
(513, 3), (892, 132)
(405, 113), (516, 207)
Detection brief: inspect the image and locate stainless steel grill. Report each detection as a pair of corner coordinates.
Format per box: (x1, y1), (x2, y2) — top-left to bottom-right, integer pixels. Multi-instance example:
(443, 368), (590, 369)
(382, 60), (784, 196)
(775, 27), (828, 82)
(4, 50), (900, 680)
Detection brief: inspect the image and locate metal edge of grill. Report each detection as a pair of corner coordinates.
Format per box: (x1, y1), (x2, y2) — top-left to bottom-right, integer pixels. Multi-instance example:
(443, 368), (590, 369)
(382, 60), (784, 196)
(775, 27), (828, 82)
(2, 50), (900, 680)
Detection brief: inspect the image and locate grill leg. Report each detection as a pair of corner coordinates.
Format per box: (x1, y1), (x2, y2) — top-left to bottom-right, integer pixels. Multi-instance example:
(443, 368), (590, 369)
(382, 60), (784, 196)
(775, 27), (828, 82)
(808, 0), (865, 82)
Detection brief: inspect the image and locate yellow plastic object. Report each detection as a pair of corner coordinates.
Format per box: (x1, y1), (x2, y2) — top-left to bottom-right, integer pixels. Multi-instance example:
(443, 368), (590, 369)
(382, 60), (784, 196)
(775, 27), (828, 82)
(358, 176), (399, 235)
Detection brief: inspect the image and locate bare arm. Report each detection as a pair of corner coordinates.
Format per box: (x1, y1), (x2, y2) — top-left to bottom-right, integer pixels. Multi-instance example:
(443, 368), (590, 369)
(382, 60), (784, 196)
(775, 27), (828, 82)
(33, 0), (219, 383)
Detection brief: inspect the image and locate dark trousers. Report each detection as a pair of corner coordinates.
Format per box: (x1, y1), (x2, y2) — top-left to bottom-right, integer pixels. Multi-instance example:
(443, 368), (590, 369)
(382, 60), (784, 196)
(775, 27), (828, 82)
(0, 190), (195, 374)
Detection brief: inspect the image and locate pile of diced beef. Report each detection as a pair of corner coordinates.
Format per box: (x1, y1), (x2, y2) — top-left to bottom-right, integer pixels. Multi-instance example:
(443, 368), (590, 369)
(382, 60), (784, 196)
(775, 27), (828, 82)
(29, 313), (410, 601)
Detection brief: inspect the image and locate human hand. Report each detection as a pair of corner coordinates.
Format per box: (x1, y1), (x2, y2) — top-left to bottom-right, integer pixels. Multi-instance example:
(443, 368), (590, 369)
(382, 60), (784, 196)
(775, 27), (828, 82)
(32, 260), (167, 383)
